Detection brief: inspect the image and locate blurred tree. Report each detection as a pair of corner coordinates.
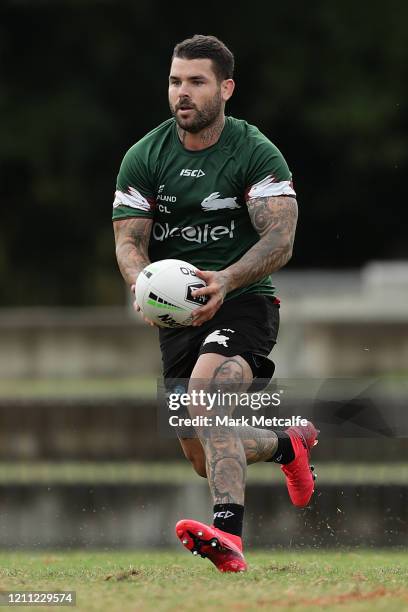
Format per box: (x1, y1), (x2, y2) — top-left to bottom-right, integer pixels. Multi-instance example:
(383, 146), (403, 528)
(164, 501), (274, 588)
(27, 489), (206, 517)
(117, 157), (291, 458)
(0, 0), (406, 305)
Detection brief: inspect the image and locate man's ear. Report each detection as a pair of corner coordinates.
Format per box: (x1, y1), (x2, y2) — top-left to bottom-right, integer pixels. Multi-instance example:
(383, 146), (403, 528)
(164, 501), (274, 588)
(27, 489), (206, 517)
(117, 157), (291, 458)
(221, 79), (235, 102)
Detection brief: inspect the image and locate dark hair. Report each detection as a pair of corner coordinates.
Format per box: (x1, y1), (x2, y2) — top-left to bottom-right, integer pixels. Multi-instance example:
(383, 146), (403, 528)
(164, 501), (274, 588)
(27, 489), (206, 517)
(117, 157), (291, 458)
(172, 34), (234, 81)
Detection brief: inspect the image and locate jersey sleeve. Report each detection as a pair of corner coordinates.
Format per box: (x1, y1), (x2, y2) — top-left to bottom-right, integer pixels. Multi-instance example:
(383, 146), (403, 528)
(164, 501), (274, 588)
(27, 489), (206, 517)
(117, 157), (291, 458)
(245, 136), (296, 200)
(112, 142), (156, 220)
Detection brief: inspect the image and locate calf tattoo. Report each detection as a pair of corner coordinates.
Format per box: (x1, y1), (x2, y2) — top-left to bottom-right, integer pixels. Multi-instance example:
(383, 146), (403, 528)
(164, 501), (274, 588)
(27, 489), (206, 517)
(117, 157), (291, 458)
(193, 358), (247, 505)
(239, 426), (279, 463)
(191, 356), (281, 502)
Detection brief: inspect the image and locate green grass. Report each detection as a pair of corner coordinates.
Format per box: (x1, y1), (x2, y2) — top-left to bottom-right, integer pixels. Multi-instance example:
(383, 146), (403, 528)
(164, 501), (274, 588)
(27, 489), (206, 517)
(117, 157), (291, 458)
(0, 377), (157, 399)
(0, 461), (407, 485)
(0, 551), (407, 611)
(1, 374), (407, 400)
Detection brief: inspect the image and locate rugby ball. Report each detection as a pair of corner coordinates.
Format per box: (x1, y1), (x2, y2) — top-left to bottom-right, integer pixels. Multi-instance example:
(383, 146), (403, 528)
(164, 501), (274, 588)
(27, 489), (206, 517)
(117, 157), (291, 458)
(135, 259), (208, 328)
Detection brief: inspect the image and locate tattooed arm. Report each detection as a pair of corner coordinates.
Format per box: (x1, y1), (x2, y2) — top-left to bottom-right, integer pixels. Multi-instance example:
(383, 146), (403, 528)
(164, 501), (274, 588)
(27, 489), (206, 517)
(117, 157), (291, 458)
(225, 195), (298, 291)
(191, 196), (297, 326)
(113, 217), (153, 287)
(113, 217), (156, 325)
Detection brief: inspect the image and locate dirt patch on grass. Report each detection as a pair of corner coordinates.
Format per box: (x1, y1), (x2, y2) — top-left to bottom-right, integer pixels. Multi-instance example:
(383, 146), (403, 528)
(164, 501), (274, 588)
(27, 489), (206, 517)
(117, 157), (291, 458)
(265, 562), (300, 573)
(255, 586), (408, 608)
(104, 568), (141, 581)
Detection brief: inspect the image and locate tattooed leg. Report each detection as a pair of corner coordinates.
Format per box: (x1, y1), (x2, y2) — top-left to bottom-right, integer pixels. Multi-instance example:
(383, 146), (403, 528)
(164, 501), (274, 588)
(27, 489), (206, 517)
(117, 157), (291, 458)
(188, 354), (250, 505)
(178, 425), (278, 477)
(239, 426), (278, 464)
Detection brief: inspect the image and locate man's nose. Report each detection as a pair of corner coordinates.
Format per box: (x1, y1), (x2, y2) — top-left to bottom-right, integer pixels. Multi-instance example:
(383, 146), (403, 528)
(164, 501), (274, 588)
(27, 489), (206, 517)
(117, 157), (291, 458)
(178, 82), (191, 98)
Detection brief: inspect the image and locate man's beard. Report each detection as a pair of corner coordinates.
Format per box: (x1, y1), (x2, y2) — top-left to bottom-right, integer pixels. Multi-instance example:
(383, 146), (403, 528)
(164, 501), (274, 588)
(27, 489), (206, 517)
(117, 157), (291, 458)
(170, 90), (223, 134)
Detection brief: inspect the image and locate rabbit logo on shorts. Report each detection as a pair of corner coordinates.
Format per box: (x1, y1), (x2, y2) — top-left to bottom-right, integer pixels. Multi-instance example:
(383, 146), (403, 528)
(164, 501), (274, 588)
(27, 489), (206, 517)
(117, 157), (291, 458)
(203, 329), (235, 348)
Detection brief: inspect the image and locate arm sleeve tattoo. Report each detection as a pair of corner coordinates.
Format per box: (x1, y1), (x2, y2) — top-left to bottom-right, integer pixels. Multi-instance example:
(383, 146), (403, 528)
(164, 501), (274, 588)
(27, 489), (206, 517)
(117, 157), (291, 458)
(226, 195), (298, 291)
(113, 217), (153, 286)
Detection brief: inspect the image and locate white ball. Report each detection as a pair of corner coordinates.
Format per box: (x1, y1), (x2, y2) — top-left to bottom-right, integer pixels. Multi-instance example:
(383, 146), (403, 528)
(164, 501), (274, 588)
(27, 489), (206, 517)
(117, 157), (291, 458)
(135, 259), (207, 328)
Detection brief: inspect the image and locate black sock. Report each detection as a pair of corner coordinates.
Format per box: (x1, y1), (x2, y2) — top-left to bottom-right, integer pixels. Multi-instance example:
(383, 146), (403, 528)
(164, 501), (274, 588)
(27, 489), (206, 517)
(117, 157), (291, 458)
(213, 503), (244, 537)
(266, 431), (295, 464)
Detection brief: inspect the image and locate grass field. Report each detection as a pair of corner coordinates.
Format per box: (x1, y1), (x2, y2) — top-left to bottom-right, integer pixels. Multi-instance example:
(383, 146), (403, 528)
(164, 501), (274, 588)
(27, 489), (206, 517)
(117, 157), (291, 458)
(0, 550), (407, 611)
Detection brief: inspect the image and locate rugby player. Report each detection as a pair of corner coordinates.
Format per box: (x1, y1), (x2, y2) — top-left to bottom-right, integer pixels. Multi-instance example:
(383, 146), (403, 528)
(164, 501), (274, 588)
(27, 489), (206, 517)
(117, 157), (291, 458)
(113, 35), (318, 572)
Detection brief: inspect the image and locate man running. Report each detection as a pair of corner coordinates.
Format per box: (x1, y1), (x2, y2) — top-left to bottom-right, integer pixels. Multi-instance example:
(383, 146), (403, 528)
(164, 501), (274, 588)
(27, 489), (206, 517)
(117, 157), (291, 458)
(113, 34), (318, 572)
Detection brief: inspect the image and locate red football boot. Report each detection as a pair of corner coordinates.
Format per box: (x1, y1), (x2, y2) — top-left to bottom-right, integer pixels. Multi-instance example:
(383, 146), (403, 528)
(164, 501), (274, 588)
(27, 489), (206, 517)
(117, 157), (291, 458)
(175, 519), (247, 572)
(281, 421), (319, 507)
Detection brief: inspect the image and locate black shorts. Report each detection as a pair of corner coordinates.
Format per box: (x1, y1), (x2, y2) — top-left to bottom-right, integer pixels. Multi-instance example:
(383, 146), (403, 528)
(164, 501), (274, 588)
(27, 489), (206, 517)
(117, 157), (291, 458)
(159, 293), (280, 391)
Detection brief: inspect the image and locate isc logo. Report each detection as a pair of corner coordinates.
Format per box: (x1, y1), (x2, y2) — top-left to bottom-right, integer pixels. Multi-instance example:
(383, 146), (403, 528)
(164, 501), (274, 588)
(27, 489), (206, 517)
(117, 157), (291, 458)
(180, 169), (205, 178)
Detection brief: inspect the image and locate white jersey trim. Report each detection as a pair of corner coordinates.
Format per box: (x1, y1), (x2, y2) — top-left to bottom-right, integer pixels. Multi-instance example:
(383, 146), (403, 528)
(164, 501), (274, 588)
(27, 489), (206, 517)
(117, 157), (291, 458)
(113, 187), (152, 211)
(247, 175), (296, 199)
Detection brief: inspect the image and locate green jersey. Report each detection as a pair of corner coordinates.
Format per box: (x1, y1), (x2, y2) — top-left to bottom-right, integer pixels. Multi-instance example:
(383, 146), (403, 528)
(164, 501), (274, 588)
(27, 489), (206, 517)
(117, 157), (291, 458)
(112, 116), (296, 299)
